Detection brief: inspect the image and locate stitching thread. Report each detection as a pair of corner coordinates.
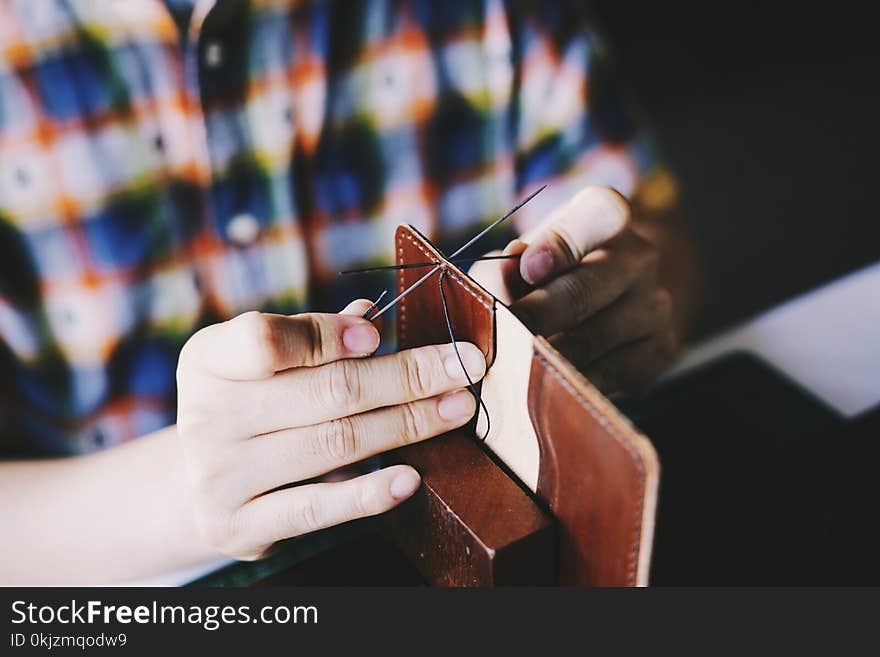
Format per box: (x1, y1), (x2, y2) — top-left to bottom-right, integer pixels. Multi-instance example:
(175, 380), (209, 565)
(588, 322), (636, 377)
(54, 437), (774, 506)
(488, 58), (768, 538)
(397, 230), (493, 347)
(396, 240), (407, 345)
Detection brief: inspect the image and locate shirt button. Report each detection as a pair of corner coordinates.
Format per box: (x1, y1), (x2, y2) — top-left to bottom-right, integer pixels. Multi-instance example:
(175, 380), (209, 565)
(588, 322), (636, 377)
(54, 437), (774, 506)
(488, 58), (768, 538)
(204, 41), (223, 68)
(226, 213), (260, 246)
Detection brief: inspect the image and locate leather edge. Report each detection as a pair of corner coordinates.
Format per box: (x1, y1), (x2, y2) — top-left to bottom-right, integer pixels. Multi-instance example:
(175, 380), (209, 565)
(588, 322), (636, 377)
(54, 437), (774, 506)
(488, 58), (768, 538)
(395, 224), (497, 367)
(532, 336), (660, 587)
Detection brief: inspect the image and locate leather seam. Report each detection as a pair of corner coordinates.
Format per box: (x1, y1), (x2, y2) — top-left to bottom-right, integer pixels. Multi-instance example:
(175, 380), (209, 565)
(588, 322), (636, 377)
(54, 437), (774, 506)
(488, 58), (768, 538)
(534, 352), (646, 586)
(400, 231), (494, 310)
(397, 230), (494, 351)
(396, 236), (407, 347)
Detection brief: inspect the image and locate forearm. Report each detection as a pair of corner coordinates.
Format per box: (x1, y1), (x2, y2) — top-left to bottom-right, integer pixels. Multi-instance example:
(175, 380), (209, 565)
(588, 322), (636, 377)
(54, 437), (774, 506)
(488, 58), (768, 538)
(0, 426), (216, 585)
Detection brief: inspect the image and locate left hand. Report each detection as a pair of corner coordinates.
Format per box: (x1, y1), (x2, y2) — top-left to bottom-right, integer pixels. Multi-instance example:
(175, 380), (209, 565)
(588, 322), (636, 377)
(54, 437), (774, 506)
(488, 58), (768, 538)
(470, 186), (677, 397)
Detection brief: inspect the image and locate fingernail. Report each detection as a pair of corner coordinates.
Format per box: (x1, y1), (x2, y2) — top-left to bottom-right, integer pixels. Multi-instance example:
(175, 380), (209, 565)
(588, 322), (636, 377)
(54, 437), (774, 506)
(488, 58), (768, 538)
(443, 343), (486, 382)
(342, 323), (379, 354)
(437, 389), (477, 421)
(389, 469), (421, 500)
(521, 246), (555, 284)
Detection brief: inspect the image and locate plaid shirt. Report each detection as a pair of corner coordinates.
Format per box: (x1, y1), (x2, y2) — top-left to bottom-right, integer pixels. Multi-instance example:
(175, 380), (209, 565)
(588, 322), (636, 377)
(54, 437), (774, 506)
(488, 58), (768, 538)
(0, 0), (657, 456)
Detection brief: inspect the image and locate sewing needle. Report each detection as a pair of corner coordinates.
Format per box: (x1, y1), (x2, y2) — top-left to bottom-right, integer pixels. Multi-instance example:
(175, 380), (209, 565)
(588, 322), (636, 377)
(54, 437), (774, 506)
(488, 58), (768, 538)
(360, 289), (388, 319)
(448, 184), (546, 259)
(364, 184), (546, 321)
(363, 265), (441, 320)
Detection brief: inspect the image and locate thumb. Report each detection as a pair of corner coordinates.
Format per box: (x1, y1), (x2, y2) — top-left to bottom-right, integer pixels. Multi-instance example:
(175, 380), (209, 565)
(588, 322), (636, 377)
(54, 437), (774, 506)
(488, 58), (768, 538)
(519, 186), (631, 285)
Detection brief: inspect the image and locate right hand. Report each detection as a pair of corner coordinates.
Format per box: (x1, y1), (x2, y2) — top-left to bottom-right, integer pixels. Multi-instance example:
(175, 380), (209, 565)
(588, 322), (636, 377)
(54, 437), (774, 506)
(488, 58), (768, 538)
(176, 300), (486, 560)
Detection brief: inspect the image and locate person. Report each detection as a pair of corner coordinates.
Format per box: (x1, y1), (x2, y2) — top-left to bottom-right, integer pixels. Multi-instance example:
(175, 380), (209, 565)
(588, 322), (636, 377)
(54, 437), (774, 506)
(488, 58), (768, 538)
(0, 0), (702, 584)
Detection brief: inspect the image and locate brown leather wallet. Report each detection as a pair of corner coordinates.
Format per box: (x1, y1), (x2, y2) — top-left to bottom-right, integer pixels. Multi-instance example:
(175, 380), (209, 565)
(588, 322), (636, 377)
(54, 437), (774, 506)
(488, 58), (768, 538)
(388, 224), (660, 586)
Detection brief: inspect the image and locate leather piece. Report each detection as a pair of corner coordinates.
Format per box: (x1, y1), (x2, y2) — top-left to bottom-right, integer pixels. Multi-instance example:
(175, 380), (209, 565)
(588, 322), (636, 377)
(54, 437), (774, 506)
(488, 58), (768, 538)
(476, 302), (540, 491)
(529, 338), (659, 586)
(389, 431), (556, 586)
(395, 226), (495, 367)
(396, 225), (538, 487)
(392, 224), (659, 586)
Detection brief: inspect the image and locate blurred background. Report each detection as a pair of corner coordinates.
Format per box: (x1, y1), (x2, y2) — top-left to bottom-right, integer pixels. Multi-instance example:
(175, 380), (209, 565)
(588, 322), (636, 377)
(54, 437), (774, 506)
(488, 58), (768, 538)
(593, 0), (879, 331)
(591, 1), (880, 584)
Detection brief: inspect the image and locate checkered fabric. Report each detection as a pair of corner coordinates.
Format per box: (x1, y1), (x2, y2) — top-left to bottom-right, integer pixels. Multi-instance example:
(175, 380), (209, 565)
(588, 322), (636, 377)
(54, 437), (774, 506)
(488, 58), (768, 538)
(0, 0), (657, 455)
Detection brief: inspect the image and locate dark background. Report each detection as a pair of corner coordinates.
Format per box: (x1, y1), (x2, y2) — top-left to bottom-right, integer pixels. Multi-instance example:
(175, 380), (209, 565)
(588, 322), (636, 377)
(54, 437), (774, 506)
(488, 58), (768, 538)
(592, 2), (880, 583)
(593, 0), (879, 331)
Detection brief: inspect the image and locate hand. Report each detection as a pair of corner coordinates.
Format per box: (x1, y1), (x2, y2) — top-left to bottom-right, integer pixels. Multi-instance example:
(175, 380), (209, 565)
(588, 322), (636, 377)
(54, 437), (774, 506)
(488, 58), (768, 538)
(176, 301), (486, 560)
(470, 186), (677, 396)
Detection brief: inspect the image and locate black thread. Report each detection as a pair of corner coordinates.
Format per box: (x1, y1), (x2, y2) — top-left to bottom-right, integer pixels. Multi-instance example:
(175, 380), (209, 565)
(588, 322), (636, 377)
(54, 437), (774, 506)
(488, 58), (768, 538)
(438, 269), (491, 441)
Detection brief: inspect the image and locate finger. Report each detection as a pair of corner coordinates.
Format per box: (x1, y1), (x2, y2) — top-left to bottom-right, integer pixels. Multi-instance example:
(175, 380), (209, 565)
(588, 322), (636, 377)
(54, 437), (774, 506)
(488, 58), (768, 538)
(239, 465), (422, 548)
(340, 299), (374, 316)
(510, 231), (656, 336)
(519, 186), (631, 285)
(582, 329), (678, 396)
(233, 341), (486, 435)
(181, 310), (380, 381)
(552, 285), (673, 368)
(241, 389), (476, 496)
